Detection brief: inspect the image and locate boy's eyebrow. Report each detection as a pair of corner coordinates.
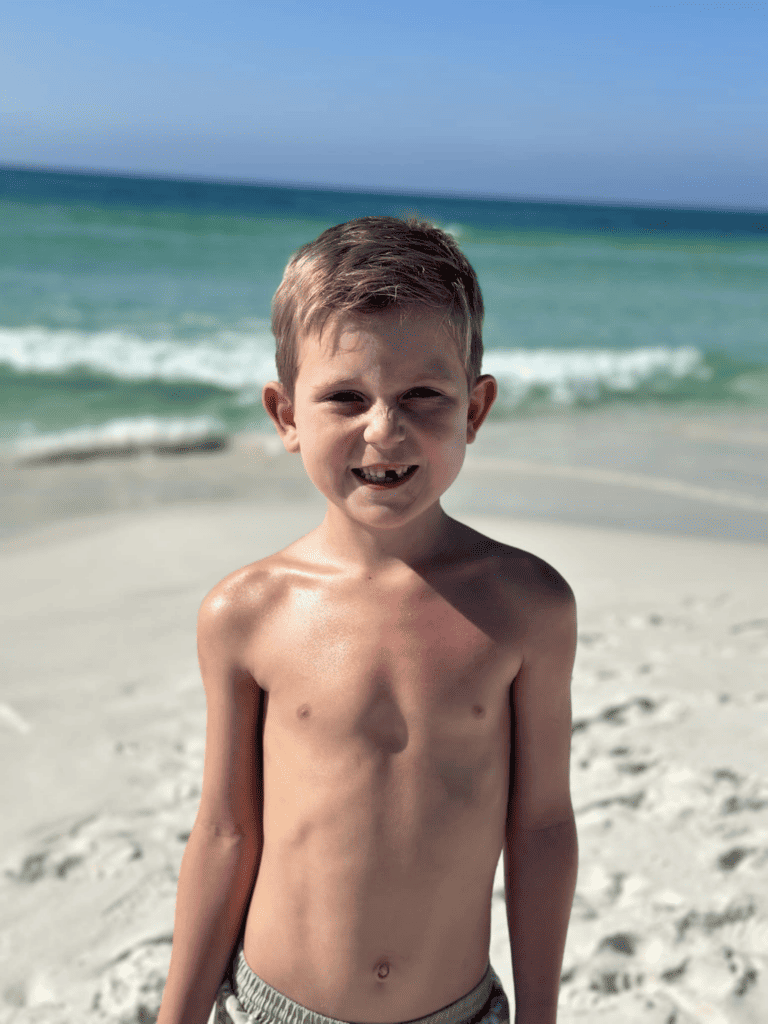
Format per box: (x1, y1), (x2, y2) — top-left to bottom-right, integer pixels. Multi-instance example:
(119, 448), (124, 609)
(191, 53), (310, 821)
(312, 364), (458, 392)
(419, 363), (458, 381)
(310, 377), (362, 393)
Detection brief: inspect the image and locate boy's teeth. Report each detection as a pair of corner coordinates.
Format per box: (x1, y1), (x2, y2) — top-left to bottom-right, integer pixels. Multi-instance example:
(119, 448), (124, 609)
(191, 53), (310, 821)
(357, 465), (412, 481)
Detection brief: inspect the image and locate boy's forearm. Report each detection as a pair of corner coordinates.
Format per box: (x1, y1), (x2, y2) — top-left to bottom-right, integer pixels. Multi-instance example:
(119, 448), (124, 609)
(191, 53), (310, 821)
(157, 825), (262, 1024)
(505, 815), (578, 1024)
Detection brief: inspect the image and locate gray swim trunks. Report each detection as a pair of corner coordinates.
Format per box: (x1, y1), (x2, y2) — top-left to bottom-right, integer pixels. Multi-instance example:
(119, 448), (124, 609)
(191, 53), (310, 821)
(213, 943), (510, 1024)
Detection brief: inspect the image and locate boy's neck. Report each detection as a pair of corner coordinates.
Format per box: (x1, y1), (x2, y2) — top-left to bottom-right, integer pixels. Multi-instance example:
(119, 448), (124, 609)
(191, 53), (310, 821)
(312, 501), (462, 575)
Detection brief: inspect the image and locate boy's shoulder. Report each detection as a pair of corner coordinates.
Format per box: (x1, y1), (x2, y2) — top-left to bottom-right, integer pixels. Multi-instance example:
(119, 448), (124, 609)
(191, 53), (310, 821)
(457, 527), (576, 669)
(197, 546), (305, 636)
(456, 523), (574, 608)
(196, 525), (574, 638)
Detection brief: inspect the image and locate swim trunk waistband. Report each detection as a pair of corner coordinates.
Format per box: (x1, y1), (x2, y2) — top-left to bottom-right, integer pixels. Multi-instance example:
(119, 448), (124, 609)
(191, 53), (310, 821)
(213, 942), (510, 1024)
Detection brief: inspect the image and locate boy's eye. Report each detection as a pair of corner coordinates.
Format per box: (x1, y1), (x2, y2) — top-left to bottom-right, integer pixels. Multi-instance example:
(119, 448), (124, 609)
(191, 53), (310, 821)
(328, 391), (363, 402)
(325, 388), (442, 404)
(403, 388), (441, 399)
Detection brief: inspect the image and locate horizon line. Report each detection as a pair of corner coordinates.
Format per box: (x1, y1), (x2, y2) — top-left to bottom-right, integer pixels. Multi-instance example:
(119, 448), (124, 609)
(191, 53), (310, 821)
(2, 161), (767, 217)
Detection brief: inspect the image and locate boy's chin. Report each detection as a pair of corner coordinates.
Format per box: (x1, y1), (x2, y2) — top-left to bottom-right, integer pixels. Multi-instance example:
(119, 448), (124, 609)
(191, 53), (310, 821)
(336, 489), (451, 528)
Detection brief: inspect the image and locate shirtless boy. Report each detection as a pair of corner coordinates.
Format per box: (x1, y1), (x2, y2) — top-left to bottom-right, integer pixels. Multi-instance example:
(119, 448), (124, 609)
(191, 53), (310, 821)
(157, 217), (578, 1024)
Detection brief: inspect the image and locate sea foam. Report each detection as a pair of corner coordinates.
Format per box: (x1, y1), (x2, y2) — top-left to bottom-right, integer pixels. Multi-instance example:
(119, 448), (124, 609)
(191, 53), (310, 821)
(10, 416), (228, 464)
(484, 346), (708, 406)
(1, 327), (709, 407)
(0, 326), (277, 391)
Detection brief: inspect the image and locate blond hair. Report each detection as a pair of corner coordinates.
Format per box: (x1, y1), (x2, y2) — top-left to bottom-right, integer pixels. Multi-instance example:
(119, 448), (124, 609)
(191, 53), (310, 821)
(271, 216), (484, 397)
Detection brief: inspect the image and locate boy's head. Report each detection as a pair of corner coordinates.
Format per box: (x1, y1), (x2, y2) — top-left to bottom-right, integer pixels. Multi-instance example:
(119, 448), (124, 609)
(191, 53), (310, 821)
(271, 216), (485, 400)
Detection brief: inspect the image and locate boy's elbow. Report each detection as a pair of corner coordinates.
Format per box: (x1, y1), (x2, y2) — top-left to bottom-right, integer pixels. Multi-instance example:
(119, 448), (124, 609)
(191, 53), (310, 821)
(192, 817), (263, 844)
(528, 809), (576, 835)
(505, 812), (577, 857)
(526, 812), (577, 842)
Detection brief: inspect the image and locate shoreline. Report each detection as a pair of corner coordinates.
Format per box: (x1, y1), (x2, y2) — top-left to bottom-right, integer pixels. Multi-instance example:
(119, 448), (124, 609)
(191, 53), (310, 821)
(2, 403), (767, 547)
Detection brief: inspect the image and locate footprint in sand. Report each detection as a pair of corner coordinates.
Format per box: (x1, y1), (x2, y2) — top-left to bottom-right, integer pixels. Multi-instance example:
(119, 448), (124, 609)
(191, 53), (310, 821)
(565, 684), (768, 1020)
(91, 939), (172, 1023)
(730, 618), (768, 636)
(3, 813), (143, 885)
(577, 631), (607, 648)
(562, 897), (763, 1018)
(716, 846), (757, 872)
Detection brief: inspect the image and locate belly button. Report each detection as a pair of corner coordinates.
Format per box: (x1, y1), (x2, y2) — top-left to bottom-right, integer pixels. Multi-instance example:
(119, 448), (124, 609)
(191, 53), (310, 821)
(376, 961), (390, 979)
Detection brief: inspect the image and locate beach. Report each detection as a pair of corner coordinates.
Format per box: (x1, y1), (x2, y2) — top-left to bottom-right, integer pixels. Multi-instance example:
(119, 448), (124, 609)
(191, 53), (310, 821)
(1, 405), (767, 1024)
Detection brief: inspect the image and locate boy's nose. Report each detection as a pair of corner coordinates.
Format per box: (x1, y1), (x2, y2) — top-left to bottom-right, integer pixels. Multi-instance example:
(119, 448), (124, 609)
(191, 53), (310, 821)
(363, 402), (406, 448)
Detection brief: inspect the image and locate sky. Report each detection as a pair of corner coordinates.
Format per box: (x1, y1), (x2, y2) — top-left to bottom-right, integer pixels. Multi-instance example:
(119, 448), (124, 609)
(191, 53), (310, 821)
(2, 0), (767, 209)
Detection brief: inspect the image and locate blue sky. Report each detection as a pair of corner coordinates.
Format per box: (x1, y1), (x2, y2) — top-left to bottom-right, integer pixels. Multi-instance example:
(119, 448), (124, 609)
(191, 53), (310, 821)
(2, 0), (767, 208)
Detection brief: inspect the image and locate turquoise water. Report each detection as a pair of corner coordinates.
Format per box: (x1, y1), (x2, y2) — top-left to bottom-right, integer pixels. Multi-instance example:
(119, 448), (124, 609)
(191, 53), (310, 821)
(1, 166), (767, 455)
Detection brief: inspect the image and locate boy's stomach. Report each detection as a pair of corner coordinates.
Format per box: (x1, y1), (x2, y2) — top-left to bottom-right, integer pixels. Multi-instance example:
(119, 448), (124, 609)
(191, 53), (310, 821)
(241, 738), (508, 1024)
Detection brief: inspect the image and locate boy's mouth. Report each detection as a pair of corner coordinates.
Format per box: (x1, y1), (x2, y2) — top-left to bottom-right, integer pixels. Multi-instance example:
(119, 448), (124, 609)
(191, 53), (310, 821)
(351, 464), (418, 487)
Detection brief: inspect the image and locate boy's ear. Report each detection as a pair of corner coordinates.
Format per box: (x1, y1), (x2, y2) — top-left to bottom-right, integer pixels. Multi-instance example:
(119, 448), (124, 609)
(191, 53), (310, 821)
(262, 381), (300, 452)
(466, 374), (497, 443)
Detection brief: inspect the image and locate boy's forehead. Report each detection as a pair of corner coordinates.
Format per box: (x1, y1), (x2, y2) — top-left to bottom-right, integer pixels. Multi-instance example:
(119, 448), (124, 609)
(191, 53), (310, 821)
(297, 309), (464, 375)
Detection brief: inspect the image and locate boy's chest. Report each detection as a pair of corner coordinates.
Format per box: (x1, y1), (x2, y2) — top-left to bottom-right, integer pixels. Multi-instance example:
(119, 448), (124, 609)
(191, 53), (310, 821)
(251, 579), (521, 735)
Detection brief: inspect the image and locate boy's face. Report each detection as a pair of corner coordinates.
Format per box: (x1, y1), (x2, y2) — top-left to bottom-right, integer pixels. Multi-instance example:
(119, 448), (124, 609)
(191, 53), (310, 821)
(264, 310), (496, 534)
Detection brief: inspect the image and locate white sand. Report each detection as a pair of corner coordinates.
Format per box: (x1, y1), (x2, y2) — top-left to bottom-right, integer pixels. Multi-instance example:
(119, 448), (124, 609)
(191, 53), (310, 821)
(1, 502), (767, 1024)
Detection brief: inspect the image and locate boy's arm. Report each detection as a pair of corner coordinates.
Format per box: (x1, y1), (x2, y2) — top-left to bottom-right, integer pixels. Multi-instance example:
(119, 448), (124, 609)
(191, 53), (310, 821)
(157, 581), (266, 1024)
(504, 571), (578, 1024)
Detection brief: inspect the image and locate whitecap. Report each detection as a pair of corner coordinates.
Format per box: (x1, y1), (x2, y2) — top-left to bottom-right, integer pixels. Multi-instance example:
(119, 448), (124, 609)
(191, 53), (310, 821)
(483, 346), (706, 407)
(11, 415), (228, 464)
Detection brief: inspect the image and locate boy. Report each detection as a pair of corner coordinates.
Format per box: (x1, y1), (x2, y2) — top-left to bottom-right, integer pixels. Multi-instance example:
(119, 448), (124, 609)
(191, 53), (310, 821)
(156, 217), (578, 1024)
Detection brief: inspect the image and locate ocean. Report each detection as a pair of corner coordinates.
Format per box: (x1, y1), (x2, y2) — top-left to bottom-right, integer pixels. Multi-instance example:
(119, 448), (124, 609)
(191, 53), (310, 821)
(1, 166), (767, 459)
